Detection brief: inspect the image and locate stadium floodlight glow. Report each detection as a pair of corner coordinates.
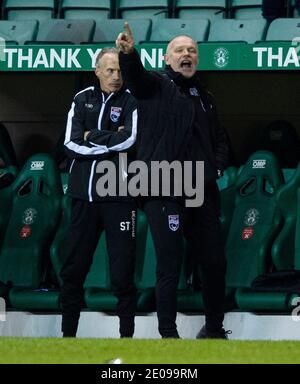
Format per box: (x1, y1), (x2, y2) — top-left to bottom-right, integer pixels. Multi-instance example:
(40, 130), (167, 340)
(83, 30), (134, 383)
(0, 298), (6, 322)
(0, 38), (5, 62)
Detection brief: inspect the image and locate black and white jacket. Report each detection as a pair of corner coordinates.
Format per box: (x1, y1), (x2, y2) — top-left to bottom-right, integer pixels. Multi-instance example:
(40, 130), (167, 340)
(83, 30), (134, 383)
(64, 85), (137, 202)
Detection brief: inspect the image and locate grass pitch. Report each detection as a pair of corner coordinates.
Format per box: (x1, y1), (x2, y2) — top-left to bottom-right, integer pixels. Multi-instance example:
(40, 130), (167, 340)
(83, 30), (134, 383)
(0, 338), (300, 364)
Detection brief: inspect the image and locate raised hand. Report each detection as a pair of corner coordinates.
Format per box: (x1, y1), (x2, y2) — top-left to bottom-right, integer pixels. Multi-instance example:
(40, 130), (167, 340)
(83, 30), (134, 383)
(116, 22), (135, 54)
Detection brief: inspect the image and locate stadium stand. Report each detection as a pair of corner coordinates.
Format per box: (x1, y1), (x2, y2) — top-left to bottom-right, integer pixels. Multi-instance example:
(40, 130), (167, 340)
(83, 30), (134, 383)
(0, 154), (62, 309)
(150, 18), (210, 42)
(3, 0), (56, 21)
(265, 18), (300, 40)
(230, 0), (263, 19)
(208, 18), (267, 43)
(27, 19), (95, 44)
(116, 0), (170, 19)
(0, 20), (38, 44)
(174, 0), (226, 21)
(60, 0), (112, 20)
(92, 18), (152, 44)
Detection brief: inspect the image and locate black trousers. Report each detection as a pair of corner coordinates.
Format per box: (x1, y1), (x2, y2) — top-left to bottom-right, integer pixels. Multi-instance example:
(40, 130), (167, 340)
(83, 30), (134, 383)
(142, 199), (184, 337)
(143, 183), (226, 336)
(184, 183), (226, 332)
(60, 199), (137, 337)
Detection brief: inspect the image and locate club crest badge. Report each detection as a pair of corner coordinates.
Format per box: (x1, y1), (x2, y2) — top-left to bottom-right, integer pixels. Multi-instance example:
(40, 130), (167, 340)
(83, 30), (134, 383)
(168, 215), (179, 231)
(110, 106), (122, 123)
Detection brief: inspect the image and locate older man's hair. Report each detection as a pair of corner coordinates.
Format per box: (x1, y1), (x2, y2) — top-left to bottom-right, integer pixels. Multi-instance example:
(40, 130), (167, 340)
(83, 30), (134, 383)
(166, 35), (197, 54)
(95, 47), (120, 68)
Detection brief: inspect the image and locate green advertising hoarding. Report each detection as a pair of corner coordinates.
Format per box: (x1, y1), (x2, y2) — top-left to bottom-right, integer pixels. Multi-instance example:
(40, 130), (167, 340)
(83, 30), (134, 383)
(0, 42), (299, 71)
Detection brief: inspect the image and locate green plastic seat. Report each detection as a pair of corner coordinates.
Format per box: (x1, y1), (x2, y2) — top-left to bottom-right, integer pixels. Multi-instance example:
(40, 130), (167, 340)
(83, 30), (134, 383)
(226, 151), (284, 290)
(0, 154), (62, 307)
(282, 168), (296, 183)
(0, 20), (38, 45)
(93, 19), (152, 44)
(231, 0), (263, 19)
(225, 151), (295, 311)
(217, 166), (239, 243)
(175, 0), (226, 21)
(0, 166), (18, 251)
(4, 0), (56, 21)
(266, 18), (300, 41)
(208, 19), (267, 43)
(117, 0), (169, 19)
(272, 163), (300, 270)
(31, 19), (95, 44)
(60, 0), (111, 20)
(150, 19), (210, 42)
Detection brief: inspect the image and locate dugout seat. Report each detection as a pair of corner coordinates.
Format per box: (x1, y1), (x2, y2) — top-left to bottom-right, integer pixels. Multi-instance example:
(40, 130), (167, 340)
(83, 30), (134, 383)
(235, 164), (300, 311)
(258, 121), (300, 168)
(226, 151), (284, 289)
(225, 151), (291, 311)
(3, 0), (56, 21)
(272, 163), (300, 270)
(174, 0), (226, 21)
(150, 19), (210, 42)
(60, 0), (111, 20)
(0, 154), (62, 307)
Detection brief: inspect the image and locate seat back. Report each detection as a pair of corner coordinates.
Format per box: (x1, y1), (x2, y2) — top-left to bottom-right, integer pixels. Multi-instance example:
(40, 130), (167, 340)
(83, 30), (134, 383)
(266, 18), (300, 41)
(60, 0), (111, 19)
(258, 121), (300, 168)
(117, 0), (169, 19)
(217, 166), (239, 242)
(273, 163), (300, 270)
(0, 154), (62, 287)
(226, 151), (284, 288)
(0, 166), (18, 250)
(150, 19), (210, 42)
(34, 19), (95, 44)
(231, 0), (263, 19)
(208, 19), (267, 43)
(0, 20), (38, 44)
(4, 0), (56, 21)
(175, 0), (226, 20)
(295, 188), (300, 269)
(93, 19), (151, 44)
